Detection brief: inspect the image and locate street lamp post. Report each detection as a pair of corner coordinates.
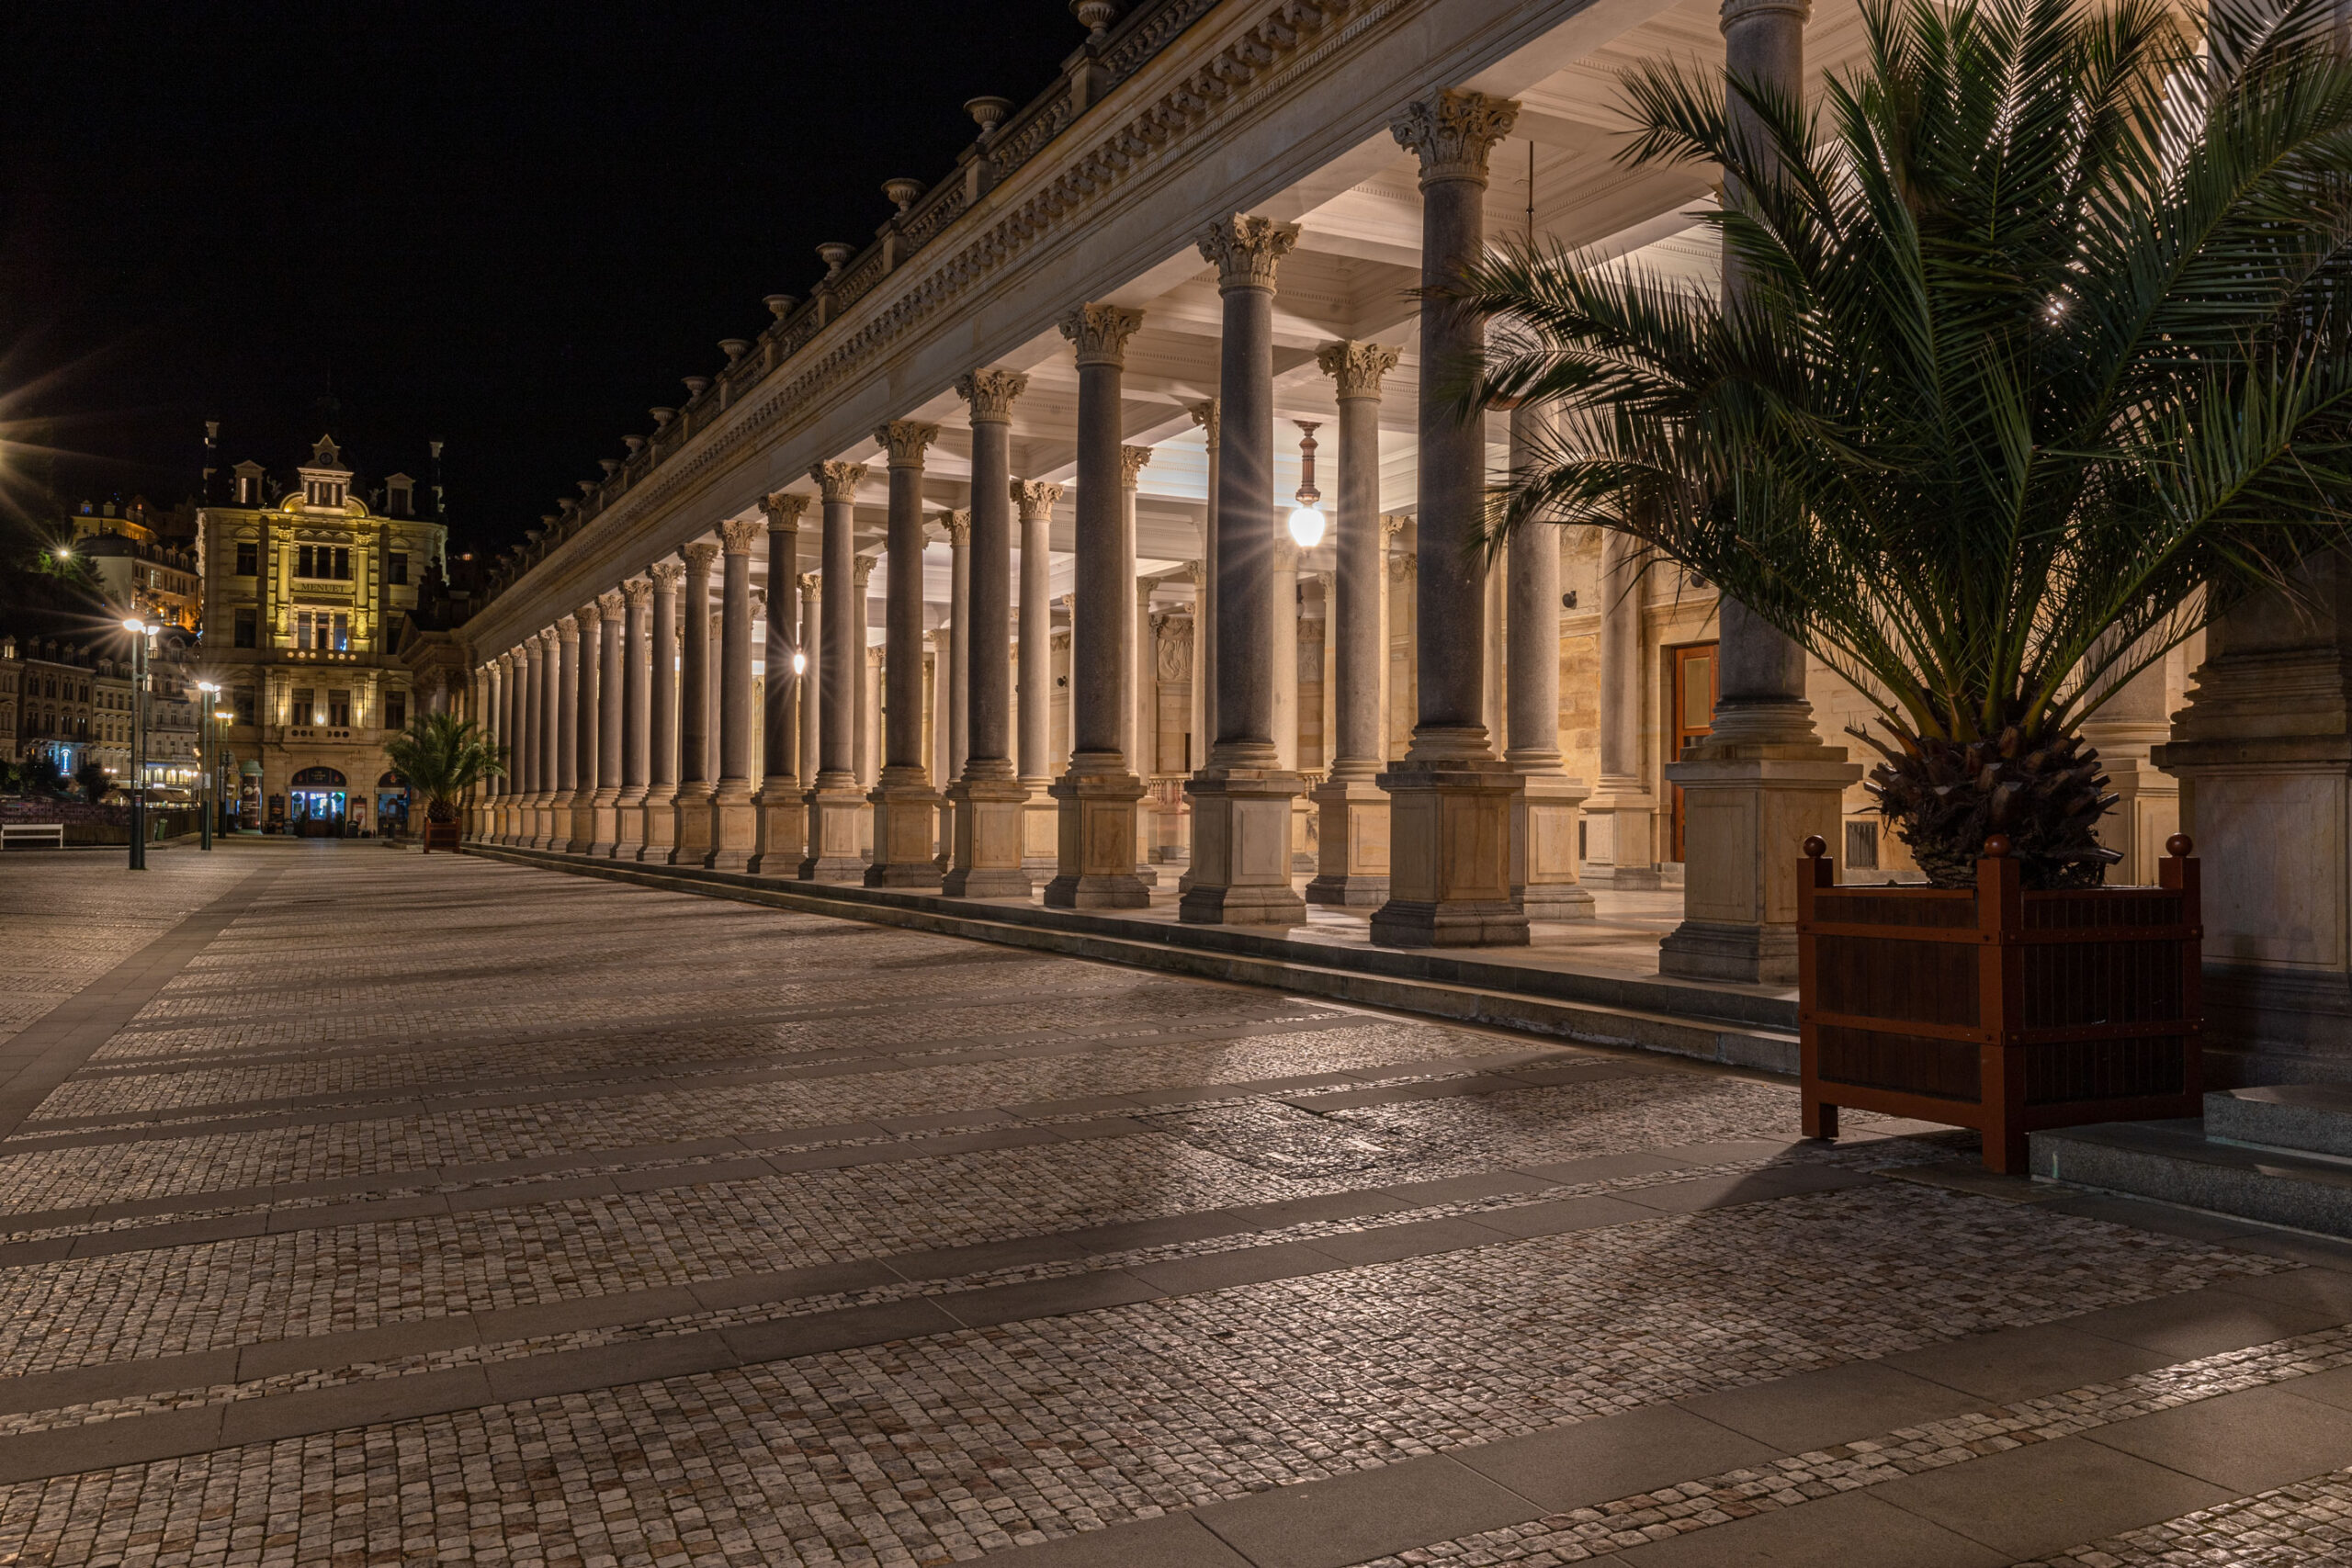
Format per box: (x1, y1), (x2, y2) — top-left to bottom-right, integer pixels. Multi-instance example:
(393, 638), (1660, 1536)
(196, 682), (220, 851)
(122, 615), (160, 869)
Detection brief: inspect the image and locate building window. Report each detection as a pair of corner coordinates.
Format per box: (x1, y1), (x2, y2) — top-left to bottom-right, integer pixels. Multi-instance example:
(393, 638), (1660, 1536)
(293, 545), (351, 580)
(333, 612), (349, 651)
(328, 690), (351, 727)
(292, 687), (314, 726)
(387, 552), (408, 586)
(235, 541), (257, 576)
(385, 689), (407, 730)
(234, 608), (257, 649)
(234, 688), (255, 727)
(237, 475), (259, 505)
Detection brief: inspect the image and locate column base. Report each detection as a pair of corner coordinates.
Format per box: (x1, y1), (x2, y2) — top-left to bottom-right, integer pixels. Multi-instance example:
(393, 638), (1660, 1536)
(746, 788), (807, 875)
(1658, 743), (1860, 983)
(1020, 782), (1057, 871)
(707, 784), (757, 872)
(934, 799), (955, 875)
(670, 786), (717, 866)
(1515, 771), (1596, 922)
(944, 775), (1034, 897)
(1657, 919), (1801, 984)
(1371, 755), (1527, 949)
(1306, 775), (1391, 908)
(799, 784), (869, 881)
(865, 777), (944, 888)
(613, 791), (648, 859)
(588, 792), (622, 858)
(566, 800), (597, 856)
(1179, 768), (1306, 925)
(1290, 795), (1317, 875)
(1044, 767), (1149, 909)
(525, 796), (555, 851)
(637, 789), (678, 862)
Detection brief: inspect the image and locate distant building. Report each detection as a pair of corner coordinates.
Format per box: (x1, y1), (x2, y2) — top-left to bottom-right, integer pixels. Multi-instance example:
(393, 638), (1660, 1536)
(198, 434), (447, 833)
(70, 501), (201, 633)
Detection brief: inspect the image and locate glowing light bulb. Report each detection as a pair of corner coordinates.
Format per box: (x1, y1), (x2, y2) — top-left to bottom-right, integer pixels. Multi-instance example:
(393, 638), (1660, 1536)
(792, 650), (808, 676)
(1286, 503), (1326, 548)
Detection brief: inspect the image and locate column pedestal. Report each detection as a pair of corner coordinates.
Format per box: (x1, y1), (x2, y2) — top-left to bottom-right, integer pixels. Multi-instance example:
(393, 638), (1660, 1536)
(588, 795), (621, 860)
(1372, 754), (1526, 947)
(746, 782), (805, 874)
(1516, 773), (1596, 920)
(1045, 766), (1149, 908)
(638, 787), (677, 862)
(670, 786), (716, 866)
(1579, 784), (1659, 888)
(1021, 785), (1057, 872)
(944, 777), (1033, 897)
(1305, 776), (1389, 907)
(568, 795), (597, 857)
(866, 773), (944, 887)
(799, 785), (868, 881)
(615, 786), (648, 860)
(1180, 771), (1306, 924)
(1657, 745), (1860, 982)
(707, 783), (757, 872)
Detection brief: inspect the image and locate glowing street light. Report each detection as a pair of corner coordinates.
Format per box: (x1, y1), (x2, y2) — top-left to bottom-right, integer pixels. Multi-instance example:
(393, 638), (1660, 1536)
(1286, 421), (1326, 549)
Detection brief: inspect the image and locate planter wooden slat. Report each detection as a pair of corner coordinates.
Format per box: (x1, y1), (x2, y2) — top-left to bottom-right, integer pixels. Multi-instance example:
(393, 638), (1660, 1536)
(1799, 836), (2202, 1173)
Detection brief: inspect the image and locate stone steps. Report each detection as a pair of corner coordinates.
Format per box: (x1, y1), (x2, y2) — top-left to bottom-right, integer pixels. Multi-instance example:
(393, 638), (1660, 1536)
(2031, 1088), (2352, 1238)
(466, 844), (1804, 1077)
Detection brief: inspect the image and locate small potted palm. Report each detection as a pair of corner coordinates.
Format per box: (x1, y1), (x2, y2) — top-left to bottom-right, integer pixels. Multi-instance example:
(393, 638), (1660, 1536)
(383, 712), (505, 854)
(1461, 0), (2352, 1167)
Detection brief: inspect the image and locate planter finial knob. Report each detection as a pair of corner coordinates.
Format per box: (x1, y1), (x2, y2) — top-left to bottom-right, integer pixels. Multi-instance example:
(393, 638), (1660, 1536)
(2166, 833), (2193, 858)
(1802, 835), (1826, 859)
(1983, 834), (2012, 859)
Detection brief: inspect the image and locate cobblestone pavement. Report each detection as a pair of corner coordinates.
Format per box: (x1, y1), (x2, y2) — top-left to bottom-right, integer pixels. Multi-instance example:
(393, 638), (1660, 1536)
(1, 840), (2349, 1566)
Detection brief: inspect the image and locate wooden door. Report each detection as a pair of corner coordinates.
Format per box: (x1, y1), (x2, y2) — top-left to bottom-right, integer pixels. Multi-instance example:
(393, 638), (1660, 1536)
(1668, 641), (1718, 862)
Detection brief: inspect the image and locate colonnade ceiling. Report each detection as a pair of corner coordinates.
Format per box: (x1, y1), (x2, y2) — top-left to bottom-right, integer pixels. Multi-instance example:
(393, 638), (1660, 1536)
(476, 0), (1871, 660)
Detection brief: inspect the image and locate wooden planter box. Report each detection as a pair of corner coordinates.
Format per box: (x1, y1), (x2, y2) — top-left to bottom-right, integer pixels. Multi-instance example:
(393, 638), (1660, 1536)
(422, 821), (462, 853)
(1798, 835), (2202, 1173)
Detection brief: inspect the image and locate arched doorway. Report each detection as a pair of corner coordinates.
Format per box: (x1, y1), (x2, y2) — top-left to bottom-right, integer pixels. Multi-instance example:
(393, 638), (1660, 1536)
(288, 765), (347, 838)
(377, 770), (412, 839)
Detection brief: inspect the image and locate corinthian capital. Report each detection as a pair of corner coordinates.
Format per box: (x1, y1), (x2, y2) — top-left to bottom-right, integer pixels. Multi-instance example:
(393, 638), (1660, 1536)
(1390, 88), (1521, 186)
(873, 420), (941, 468)
(555, 615), (578, 643)
(1057, 303), (1145, 367)
(718, 516), (763, 555)
(1011, 479), (1064, 521)
(759, 491), (811, 531)
(622, 577), (654, 607)
(852, 554), (876, 587)
(682, 540), (723, 574)
(598, 589), (627, 618)
(573, 601), (602, 631)
(955, 367), (1029, 423)
(647, 559), (685, 588)
(797, 571), (821, 597)
(1317, 340), (1404, 400)
(1195, 214), (1299, 291)
(1187, 398), (1220, 451)
(810, 460), (868, 502)
(935, 508), (971, 546)
(1120, 446), (1153, 487)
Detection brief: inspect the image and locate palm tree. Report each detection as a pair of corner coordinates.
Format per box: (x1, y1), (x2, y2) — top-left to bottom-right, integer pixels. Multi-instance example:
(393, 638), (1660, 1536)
(1460, 0), (2352, 886)
(382, 711), (506, 825)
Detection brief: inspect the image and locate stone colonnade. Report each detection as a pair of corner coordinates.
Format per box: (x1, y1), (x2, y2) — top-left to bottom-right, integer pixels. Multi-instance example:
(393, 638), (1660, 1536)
(469, 85), (1771, 959)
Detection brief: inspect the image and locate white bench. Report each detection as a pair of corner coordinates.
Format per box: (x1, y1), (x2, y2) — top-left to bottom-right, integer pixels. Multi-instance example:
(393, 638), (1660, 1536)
(0, 824), (66, 850)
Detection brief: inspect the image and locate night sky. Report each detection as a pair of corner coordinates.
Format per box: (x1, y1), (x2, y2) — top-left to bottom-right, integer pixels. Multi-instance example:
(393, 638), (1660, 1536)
(0, 2), (1077, 555)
